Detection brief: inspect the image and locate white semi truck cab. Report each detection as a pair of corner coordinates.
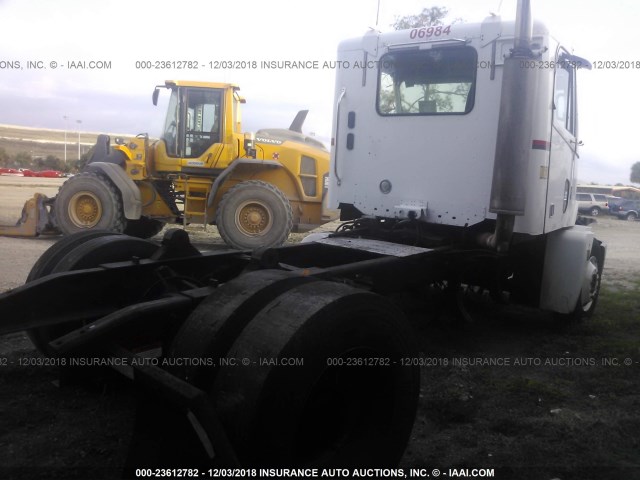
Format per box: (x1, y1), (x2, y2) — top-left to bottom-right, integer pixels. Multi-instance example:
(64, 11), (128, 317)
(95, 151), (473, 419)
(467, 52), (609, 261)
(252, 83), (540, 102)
(328, 0), (604, 319)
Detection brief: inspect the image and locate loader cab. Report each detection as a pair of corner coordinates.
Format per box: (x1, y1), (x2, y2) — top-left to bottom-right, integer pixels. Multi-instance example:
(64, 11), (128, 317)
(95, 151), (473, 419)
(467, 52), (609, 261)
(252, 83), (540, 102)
(160, 86), (222, 158)
(153, 81), (240, 173)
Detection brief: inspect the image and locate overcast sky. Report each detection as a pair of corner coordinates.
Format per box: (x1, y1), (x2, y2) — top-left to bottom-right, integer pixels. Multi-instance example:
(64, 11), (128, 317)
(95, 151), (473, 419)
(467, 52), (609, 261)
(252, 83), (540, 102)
(1, 0), (639, 185)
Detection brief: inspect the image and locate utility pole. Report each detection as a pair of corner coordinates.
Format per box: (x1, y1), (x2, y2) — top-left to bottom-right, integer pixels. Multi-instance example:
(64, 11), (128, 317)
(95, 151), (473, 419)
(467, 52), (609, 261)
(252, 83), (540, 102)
(63, 115), (68, 163)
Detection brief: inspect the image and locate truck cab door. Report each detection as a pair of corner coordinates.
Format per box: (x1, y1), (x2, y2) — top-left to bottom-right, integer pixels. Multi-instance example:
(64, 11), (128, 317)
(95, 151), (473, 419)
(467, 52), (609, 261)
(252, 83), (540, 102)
(546, 48), (581, 231)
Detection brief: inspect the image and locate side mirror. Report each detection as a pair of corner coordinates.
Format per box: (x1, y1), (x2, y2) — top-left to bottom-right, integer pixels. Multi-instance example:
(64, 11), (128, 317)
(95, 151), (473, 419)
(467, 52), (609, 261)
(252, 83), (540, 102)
(152, 88), (160, 106)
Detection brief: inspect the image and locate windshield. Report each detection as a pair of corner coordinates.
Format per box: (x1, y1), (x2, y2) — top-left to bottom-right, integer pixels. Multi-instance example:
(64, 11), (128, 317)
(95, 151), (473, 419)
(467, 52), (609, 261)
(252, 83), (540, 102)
(162, 89), (179, 156)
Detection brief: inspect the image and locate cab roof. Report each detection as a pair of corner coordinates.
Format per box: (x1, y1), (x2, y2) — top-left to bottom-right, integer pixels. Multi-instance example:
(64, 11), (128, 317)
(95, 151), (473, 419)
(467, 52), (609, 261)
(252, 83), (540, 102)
(165, 80), (240, 90)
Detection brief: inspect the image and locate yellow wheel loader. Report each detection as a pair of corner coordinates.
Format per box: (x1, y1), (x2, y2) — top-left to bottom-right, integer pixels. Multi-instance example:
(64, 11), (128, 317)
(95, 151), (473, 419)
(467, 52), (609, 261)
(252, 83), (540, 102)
(0, 81), (335, 249)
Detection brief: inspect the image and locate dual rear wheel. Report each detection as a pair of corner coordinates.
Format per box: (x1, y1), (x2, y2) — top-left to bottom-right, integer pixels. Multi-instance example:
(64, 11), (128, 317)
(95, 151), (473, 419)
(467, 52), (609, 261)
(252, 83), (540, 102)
(170, 270), (420, 467)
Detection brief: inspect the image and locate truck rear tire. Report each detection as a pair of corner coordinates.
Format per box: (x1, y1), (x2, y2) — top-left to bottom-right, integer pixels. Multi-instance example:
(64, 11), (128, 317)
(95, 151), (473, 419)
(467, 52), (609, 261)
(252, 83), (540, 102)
(54, 172), (126, 235)
(26, 234), (158, 355)
(216, 180), (293, 250)
(182, 280), (419, 467)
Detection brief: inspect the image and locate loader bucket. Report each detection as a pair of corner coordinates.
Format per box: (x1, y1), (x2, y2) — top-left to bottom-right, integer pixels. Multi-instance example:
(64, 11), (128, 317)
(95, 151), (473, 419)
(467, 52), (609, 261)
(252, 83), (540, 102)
(0, 193), (59, 237)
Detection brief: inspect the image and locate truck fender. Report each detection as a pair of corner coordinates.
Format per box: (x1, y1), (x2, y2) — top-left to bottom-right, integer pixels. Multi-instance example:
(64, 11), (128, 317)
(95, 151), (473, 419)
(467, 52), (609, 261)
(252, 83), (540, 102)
(539, 226), (596, 314)
(85, 162), (142, 220)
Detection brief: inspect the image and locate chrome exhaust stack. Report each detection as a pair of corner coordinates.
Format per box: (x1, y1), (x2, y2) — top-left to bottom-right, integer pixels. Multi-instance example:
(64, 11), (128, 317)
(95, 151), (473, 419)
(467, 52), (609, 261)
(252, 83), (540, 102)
(486, 0), (536, 252)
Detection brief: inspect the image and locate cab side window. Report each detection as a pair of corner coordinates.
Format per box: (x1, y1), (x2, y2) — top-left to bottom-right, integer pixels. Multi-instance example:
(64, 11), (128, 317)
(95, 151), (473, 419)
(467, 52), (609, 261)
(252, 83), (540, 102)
(553, 61), (576, 135)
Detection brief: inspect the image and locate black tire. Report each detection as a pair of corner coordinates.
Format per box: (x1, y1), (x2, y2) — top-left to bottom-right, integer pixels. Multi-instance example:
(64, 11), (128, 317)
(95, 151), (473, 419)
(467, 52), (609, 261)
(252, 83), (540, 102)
(54, 172), (126, 235)
(216, 180), (293, 250)
(590, 206), (600, 216)
(124, 216), (166, 239)
(555, 239), (605, 325)
(169, 270), (316, 383)
(26, 230), (119, 283)
(178, 280), (419, 467)
(626, 212), (637, 221)
(26, 230), (120, 353)
(27, 235), (158, 356)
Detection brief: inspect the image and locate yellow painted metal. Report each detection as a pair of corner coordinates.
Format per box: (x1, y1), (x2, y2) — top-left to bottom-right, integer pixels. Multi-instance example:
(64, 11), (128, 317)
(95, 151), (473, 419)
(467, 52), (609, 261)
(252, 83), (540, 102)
(165, 80), (239, 90)
(137, 181), (175, 218)
(235, 199), (273, 236)
(67, 191), (103, 228)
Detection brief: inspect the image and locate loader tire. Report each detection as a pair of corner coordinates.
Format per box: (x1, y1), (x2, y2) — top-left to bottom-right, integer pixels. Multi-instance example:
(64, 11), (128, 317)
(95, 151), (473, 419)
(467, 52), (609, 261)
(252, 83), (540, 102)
(54, 172), (126, 235)
(26, 234), (158, 356)
(178, 280), (419, 467)
(124, 216), (166, 239)
(216, 180), (292, 250)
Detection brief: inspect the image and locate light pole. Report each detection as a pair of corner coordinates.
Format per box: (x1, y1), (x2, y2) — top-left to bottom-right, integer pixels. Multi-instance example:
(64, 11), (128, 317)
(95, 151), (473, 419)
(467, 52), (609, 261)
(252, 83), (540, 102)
(63, 115), (68, 163)
(76, 119), (82, 161)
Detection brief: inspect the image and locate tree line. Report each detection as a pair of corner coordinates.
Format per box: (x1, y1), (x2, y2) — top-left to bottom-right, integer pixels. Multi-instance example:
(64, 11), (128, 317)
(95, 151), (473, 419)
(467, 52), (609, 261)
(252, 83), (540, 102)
(0, 147), (81, 173)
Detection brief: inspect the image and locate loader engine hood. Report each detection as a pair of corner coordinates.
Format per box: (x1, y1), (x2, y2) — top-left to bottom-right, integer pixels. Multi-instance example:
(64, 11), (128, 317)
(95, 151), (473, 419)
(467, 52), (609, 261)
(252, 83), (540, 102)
(255, 128), (327, 151)
(254, 109), (327, 151)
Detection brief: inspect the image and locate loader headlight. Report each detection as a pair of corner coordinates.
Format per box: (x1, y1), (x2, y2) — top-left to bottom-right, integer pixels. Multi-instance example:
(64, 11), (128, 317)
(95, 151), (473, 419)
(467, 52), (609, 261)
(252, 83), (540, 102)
(379, 179), (392, 194)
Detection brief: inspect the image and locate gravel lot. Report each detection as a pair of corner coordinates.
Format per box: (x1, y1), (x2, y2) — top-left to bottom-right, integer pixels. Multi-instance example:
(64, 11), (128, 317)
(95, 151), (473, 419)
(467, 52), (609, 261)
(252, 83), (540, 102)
(1, 175), (638, 291)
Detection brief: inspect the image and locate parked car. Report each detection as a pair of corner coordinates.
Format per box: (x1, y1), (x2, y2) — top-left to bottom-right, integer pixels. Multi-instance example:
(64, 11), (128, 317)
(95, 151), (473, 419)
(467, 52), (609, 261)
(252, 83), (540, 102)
(22, 169), (64, 178)
(606, 196), (624, 214)
(611, 199), (640, 221)
(576, 192), (609, 216)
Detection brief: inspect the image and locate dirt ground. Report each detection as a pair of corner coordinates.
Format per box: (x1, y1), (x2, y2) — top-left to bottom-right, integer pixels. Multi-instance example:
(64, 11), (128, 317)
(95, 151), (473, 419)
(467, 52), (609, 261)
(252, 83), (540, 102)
(0, 177), (639, 479)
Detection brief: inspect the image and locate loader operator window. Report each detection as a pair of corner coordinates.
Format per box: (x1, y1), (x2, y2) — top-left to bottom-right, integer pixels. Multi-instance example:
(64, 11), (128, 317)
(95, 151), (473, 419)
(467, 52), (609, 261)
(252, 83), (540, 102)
(377, 46), (477, 116)
(183, 88), (223, 158)
(162, 89), (180, 156)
